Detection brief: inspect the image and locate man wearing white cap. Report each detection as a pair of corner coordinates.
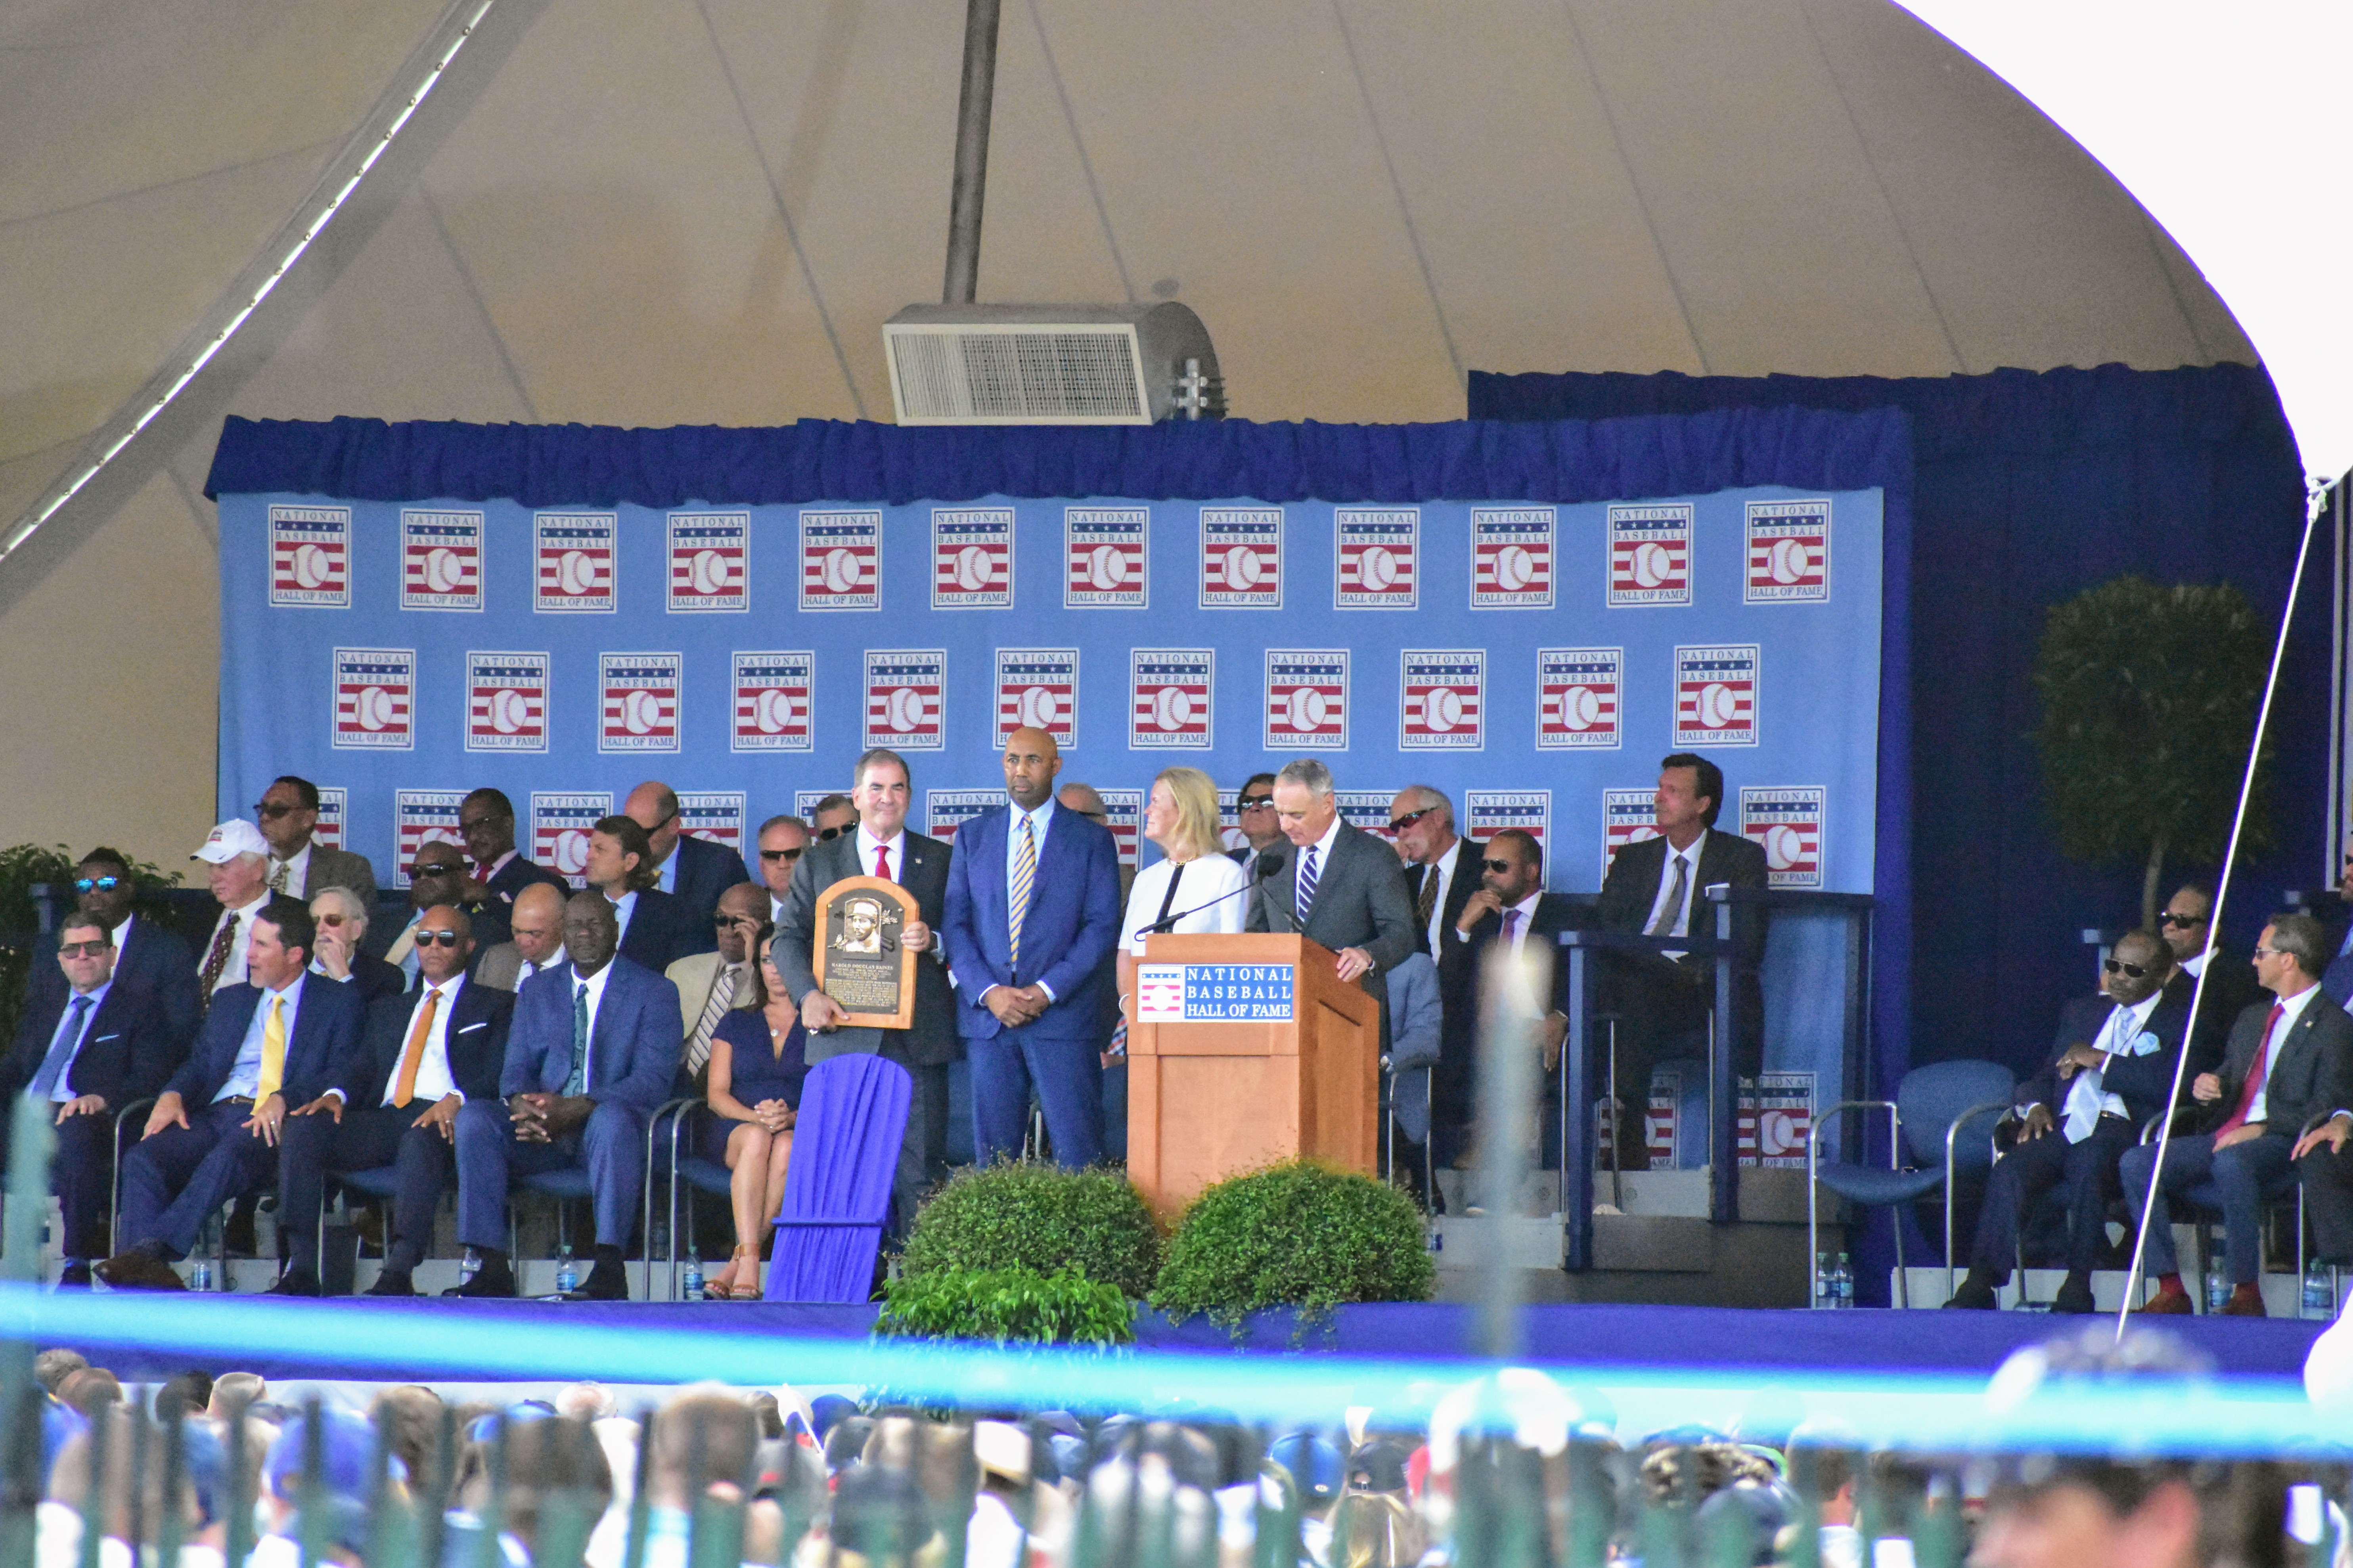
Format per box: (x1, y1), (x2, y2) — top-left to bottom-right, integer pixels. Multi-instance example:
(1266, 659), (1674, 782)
(192, 821), (273, 1012)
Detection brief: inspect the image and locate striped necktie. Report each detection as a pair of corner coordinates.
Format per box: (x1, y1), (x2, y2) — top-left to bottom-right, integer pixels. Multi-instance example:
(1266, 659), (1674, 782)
(1297, 844), (1320, 920)
(198, 915), (238, 1010)
(685, 964), (738, 1078)
(1009, 814), (1037, 973)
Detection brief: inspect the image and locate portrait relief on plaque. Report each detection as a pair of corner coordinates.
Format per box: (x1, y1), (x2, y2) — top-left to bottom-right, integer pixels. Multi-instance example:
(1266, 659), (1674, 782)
(813, 875), (917, 1029)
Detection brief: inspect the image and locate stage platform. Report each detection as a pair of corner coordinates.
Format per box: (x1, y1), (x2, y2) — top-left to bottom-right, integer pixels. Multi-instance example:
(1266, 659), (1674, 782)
(55, 1300), (2329, 1386)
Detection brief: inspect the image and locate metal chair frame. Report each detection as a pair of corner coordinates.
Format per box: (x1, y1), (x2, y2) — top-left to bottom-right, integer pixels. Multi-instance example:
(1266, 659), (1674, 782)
(1806, 1091), (2010, 1308)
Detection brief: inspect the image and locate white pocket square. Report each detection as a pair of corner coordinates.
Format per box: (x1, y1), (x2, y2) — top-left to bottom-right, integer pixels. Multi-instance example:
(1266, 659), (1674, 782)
(458, 1022), (488, 1034)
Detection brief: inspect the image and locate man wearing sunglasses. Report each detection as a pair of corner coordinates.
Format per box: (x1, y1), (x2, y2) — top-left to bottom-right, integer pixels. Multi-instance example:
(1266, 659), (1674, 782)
(383, 840), (511, 980)
(253, 776), (378, 906)
(306, 887), (404, 1004)
(754, 815), (811, 924)
(1223, 773), (1284, 866)
(666, 884), (768, 1081)
(31, 848), (199, 1054)
(2155, 878), (2262, 1078)
(809, 795), (858, 845)
(1447, 830), (1577, 1172)
(1946, 928), (2186, 1313)
(1, 916), (174, 1286)
(623, 781), (754, 929)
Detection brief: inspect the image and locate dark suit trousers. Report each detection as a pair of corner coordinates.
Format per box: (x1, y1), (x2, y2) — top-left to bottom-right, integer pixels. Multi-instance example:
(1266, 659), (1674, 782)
(971, 1028), (1103, 1170)
(454, 1099), (645, 1250)
(889, 1048), (949, 1239)
(119, 1100), (278, 1258)
(2119, 1130), (2294, 1283)
(1968, 1117), (2134, 1280)
(2297, 1140), (2353, 1264)
(278, 1103), (455, 1278)
(0, 1108), (132, 1260)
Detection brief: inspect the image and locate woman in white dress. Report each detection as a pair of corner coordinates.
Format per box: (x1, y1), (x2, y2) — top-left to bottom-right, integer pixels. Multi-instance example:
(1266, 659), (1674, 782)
(1117, 766), (1251, 1012)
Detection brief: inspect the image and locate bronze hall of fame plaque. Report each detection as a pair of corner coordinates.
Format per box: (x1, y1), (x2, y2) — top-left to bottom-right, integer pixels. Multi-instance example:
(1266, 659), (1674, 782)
(811, 875), (918, 1030)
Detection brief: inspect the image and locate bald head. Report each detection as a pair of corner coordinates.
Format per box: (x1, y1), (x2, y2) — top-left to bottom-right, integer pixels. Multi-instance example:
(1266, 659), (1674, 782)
(1003, 726), (1063, 811)
(715, 882), (766, 964)
(510, 881), (568, 967)
(1057, 782), (1107, 821)
(624, 781), (683, 868)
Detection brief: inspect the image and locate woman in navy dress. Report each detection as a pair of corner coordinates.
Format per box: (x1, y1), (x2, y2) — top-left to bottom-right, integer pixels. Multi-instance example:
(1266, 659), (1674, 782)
(699, 926), (808, 1298)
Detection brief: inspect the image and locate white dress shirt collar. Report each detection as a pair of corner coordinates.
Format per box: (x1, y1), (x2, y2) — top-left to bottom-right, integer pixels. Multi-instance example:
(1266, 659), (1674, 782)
(857, 825), (909, 880)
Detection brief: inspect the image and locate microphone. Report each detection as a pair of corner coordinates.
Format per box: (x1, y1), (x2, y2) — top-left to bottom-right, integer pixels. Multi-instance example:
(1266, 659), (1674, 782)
(1250, 847), (1300, 935)
(1143, 870), (1265, 937)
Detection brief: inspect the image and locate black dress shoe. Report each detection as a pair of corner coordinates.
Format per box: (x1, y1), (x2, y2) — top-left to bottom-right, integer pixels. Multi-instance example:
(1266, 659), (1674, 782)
(96, 1245), (187, 1292)
(2051, 1274), (2097, 1315)
(364, 1269), (415, 1298)
(265, 1269), (322, 1296)
(450, 1258), (517, 1298)
(1943, 1275), (1998, 1310)
(55, 1263), (92, 1289)
(222, 1214), (258, 1260)
(572, 1258), (629, 1301)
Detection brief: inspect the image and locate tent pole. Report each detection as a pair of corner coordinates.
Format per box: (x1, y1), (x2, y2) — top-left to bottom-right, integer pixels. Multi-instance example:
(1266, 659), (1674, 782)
(942, 0), (1004, 305)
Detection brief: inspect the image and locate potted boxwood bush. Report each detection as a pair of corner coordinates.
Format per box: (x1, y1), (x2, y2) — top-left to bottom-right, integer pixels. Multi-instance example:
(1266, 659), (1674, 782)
(896, 1159), (1161, 1301)
(1150, 1159), (1434, 1334)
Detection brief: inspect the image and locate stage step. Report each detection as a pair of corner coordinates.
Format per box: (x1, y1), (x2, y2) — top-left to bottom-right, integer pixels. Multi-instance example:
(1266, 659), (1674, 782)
(1891, 1265), (2340, 1319)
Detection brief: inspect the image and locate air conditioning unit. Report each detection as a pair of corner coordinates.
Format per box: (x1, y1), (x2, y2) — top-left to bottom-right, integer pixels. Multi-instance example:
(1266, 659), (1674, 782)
(884, 302), (1225, 425)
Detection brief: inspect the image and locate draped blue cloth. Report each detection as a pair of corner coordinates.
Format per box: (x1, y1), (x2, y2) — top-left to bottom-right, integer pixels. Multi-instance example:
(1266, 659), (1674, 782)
(767, 1054), (911, 1304)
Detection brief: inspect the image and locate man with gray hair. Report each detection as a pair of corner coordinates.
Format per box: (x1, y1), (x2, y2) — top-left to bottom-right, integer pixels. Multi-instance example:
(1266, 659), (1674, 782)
(1246, 760), (1416, 1000)
(754, 813), (811, 924)
(306, 887), (403, 1003)
(2121, 911), (2353, 1315)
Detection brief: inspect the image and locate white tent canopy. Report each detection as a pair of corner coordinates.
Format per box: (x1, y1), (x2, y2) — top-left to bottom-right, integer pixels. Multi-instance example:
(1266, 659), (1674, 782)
(1895, 0), (2353, 488)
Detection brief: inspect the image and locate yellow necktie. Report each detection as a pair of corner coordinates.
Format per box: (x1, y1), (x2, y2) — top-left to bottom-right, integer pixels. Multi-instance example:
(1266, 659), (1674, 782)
(256, 995), (287, 1101)
(392, 987), (440, 1107)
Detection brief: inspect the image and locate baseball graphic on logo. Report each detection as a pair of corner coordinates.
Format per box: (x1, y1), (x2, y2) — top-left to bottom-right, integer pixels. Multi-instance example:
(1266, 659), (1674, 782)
(490, 688), (528, 735)
(1423, 689), (1462, 732)
(823, 547), (862, 595)
(1494, 544), (1534, 593)
(691, 549), (731, 595)
(954, 545), (994, 593)
(1153, 686), (1190, 732)
(424, 547), (463, 593)
(616, 690), (656, 734)
(354, 686), (391, 731)
(1697, 682), (1738, 730)
(1759, 1109), (1800, 1159)
(1089, 545), (1128, 590)
(553, 829), (590, 876)
(1287, 687), (1328, 732)
(293, 543), (329, 591)
(1561, 686), (1600, 731)
(1018, 686), (1060, 728)
(1763, 823), (1803, 872)
(558, 550), (596, 596)
(1224, 545), (1261, 589)
(1632, 541), (1671, 589)
(1769, 537), (1811, 585)
(754, 688), (792, 734)
(885, 686), (921, 734)
(1359, 545), (1397, 591)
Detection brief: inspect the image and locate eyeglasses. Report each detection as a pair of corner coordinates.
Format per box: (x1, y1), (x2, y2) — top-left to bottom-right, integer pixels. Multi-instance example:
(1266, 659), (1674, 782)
(415, 929), (465, 949)
(71, 876), (122, 894)
(2157, 911), (2207, 927)
(1237, 795), (1274, 811)
(1388, 806), (1435, 834)
(407, 862), (460, 879)
(2254, 946), (2282, 960)
(315, 912), (349, 928)
(715, 914), (761, 930)
(458, 814), (507, 833)
(252, 802), (303, 820)
(1482, 858), (1522, 874)
(760, 847), (804, 862)
(57, 940), (110, 958)
(2103, 958), (2154, 978)
(815, 824), (848, 841)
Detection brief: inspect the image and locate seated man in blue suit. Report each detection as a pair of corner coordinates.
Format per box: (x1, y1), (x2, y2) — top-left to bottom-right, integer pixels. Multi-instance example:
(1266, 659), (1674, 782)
(451, 891), (679, 1299)
(271, 904), (515, 1296)
(1, 913), (176, 1285)
(943, 725), (1122, 1168)
(44, 847), (200, 1059)
(98, 898), (365, 1290)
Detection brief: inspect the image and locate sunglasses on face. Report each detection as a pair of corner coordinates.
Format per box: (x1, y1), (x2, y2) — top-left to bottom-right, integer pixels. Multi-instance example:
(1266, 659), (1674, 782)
(815, 824), (848, 841)
(57, 940), (110, 958)
(407, 862), (460, 879)
(1388, 807), (1436, 834)
(2103, 958), (2153, 978)
(715, 914), (760, 930)
(71, 876), (123, 894)
(415, 929), (465, 949)
(252, 802), (303, 820)
(760, 847), (804, 862)
(2157, 911), (2207, 927)
(315, 913), (349, 928)
(1238, 795), (1274, 811)
(1482, 858), (1524, 874)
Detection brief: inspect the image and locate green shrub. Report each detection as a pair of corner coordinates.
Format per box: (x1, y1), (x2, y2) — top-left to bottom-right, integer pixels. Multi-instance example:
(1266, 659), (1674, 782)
(898, 1159), (1160, 1299)
(1149, 1159), (1434, 1331)
(875, 1264), (1135, 1346)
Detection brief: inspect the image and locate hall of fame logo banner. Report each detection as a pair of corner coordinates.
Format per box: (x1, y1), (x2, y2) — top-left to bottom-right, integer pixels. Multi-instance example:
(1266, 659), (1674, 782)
(925, 790), (999, 842)
(1465, 792), (1549, 859)
(269, 505), (350, 608)
(1738, 1073), (1816, 1168)
(1739, 786), (1824, 889)
(311, 789), (347, 851)
(1608, 503), (1691, 606)
(531, 792), (611, 888)
(1200, 508), (1282, 608)
(1265, 649), (1348, 750)
(1602, 790), (1661, 880)
(331, 648), (414, 751)
(465, 652), (548, 753)
(1673, 644), (1759, 747)
(1333, 792), (1395, 839)
(1745, 499), (1830, 602)
(598, 653), (681, 752)
(996, 648), (1079, 746)
(1099, 789), (1142, 866)
(392, 792), (465, 888)
(800, 511), (880, 611)
(1537, 648), (1622, 750)
(1399, 650), (1483, 750)
(865, 650), (946, 750)
(793, 790), (835, 822)
(1334, 508), (1417, 609)
(1471, 508), (1554, 608)
(1066, 509), (1148, 608)
(732, 652), (813, 752)
(933, 509), (1013, 608)
(534, 513), (616, 613)
(1130, 649), (1213, 750)
(400, 511), (482, 611)
(679, 793), (747, 857)
(667, 512), (749, 613)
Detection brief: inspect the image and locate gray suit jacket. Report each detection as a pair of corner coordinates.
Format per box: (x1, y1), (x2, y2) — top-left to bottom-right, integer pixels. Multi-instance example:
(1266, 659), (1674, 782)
(1246, 819), (1417, 1003)
(665, 949), (757, 1042)
(299, 845), (379, 906)
(774, 828), (960, 1067)
(472, 942), (527, 993)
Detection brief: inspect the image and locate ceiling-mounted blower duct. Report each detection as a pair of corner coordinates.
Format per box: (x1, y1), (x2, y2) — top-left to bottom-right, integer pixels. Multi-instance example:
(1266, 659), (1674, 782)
(885, 302), (1225, 426)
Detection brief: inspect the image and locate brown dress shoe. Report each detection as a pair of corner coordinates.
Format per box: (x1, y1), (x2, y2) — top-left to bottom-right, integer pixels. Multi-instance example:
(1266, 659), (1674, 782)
(95, 1246), (188, 1292)
(2136, 1283), (2194, 1315)
(2220, 1283), (2268, 1316)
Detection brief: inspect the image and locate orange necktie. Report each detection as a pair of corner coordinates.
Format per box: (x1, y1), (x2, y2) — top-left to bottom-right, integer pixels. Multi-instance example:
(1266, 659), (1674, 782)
(392, 987), (440, 1107)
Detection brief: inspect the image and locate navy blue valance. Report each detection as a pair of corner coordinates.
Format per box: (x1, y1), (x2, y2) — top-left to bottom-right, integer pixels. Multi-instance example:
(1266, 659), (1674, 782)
(205, 407), (1911, 509)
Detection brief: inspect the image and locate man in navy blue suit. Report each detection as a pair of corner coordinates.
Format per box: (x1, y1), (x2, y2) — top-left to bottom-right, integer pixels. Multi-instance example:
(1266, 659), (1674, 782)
(27, 848), (201, 1058)
(451, 891), (680, 1299)
(97, 899), (365, 1289)
(626, 780), (752, 931)
(1, 913), (176, 1285)
(586, 816), (699, 974)
(943, 726), (1122, 1167)
(270, 904), (514, 1296)
(456, 788), (569, 908)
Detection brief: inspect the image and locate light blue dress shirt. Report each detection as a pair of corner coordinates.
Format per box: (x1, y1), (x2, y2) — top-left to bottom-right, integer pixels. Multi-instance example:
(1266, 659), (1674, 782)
(38, 978), (112, 1101)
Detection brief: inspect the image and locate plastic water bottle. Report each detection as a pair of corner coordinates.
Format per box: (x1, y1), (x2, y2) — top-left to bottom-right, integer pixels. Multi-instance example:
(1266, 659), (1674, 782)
(459, 1248), (480, 1287)
(682, 1258), (704, 1300)
(2305, 1262), (2335, 1320)
(187, 1260), (211, 1292)
(1815, 1251), (1834, 1309)
(2207, 1264), (2232, 1313)
(1835, 1252), (1855, 1309)
(555, 1245), (579, 1295)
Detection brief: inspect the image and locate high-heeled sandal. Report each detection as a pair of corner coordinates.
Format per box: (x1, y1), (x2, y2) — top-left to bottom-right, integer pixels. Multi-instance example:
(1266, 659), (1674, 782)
(728, 1244), (762, 1300)
(702, 1258), (734, 1300)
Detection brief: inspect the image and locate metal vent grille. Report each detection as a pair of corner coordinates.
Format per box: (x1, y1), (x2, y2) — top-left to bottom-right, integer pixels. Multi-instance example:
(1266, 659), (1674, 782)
(888, 325), (1147, 423)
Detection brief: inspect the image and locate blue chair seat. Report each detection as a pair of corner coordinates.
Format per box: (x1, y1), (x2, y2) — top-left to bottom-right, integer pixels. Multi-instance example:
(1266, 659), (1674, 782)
(1815, 1165), (1951, 1207)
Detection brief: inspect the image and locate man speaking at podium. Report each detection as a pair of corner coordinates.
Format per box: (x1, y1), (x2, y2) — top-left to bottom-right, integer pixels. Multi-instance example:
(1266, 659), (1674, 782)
(1245, 759), (1417, 1006)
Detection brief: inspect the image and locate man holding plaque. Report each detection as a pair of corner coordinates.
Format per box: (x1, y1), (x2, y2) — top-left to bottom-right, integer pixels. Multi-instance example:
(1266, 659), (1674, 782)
(774, 747), (957, 1234)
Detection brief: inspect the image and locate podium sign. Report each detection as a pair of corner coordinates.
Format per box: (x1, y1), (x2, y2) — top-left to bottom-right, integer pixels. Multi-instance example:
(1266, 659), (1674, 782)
(811, 875), (917, 1030)
(1127, 934), (1379, 1218)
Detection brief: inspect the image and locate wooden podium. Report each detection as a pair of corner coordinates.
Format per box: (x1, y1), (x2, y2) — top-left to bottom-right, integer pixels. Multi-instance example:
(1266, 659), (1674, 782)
(1126, 933), (1380, 1219)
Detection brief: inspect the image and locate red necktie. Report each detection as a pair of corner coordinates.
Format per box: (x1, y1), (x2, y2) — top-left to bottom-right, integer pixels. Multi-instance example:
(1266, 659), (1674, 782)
(875, 843), (891, 881)
(2216, 1001), (2286, 1137)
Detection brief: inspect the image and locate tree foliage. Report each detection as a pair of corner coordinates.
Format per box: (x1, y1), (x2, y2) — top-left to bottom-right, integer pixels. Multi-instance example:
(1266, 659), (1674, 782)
(2029, 577), (2272, 925)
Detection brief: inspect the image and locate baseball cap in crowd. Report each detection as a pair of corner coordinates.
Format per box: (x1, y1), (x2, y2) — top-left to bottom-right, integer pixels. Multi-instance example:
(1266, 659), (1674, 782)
(193, 820), (269, 863)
